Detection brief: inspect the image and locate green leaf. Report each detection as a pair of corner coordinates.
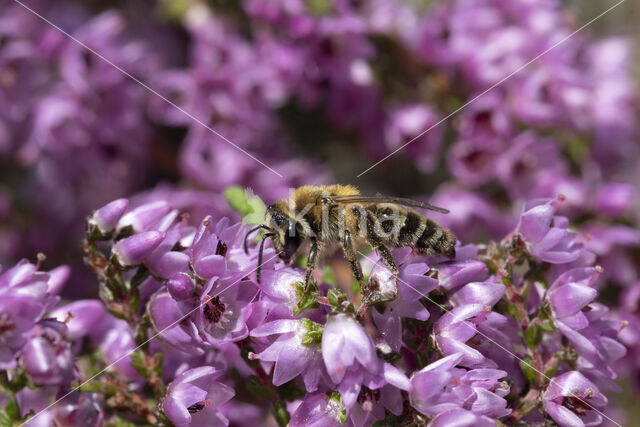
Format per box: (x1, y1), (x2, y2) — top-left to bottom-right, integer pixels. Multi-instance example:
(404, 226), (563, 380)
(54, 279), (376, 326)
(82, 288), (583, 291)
(225, 186), (252, 215)
(329, 393), (347, 424)
(519, 357), (539, 387)
(224, 186), (266, 225)
(539, 319), (556, 332)
(301, 318), (324, 347)
(130, 351), (148, 379)
(1, 369), (28, 393)
(524, 323), (542, 349)
(274, 401), (290, 427)
(276, 380), (305, 401)
(305, 0), (332, 16)
(351, 277), (361, 294)
(247, 375), (271, 399)
(293, 281), (320, 316)
(2, 394), (21, 424)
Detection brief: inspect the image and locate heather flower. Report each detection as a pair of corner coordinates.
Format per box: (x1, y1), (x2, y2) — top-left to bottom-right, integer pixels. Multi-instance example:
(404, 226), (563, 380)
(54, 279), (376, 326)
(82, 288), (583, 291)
(433, 304), (494, 367)
(368, 255), (437, 350)
(322, 314), (378, 384)
(409, 353), (510, 419)
(162, 366), (234, 427)
(117, 201), (172, 233)
(257, 267), (308, 319)
(21, 319), (75, 386)
(88, 198), (129, 234)
(548, 267), (599, 330)
(197, 278), (259, 344)
(168, 272), (196, 301)
(289, 392), (346, 427)
(50, 300), (106, 341)
(450, 280), (505, 308)
(250, 318), (325, 391)
(448, 136), (501, 187)
(0, 259), (58, 369)
(53, 392), (104, 427)
(428, 186), (514, 241)
(495, 132), (566, 199)
(432, 258), (489, 293)
(385, 104), (442, 172)
(542, 371), (607, 427)
(148, 291), (205, 356)
(112, 231), (166, 266)
(513, 198), (583, 264)
(90, 315), (140, 379)
(429, 408), (497, 427)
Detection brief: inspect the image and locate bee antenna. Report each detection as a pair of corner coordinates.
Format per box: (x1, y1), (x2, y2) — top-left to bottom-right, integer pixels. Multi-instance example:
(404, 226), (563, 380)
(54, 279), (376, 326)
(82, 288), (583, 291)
(244, 225), (272, 254)
(256, 233), (274, 284)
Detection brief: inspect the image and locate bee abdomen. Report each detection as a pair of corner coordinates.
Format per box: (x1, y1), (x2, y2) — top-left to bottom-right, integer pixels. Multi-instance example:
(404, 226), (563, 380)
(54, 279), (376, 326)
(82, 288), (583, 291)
(398, 211), (423, 246)
(416, 219), (456, 258)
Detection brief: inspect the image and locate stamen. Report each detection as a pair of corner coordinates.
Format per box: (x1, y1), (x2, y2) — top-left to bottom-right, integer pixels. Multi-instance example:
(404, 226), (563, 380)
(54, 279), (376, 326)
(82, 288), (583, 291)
(186, 399), (211, 414)
(203, 296), (226, 324)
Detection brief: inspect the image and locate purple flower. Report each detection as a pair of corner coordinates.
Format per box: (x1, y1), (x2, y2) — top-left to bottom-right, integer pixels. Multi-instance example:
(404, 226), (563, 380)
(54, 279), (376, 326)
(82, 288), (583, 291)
(53, 392), (104, 427)
(433, 304), (493, 367)
(410, 353), (510, 419)
(385, 104), (442, 172)
(117, 201), (171, 233)
(0, 259), (58, 369)
(513, 198), (584, 264)
(548, 267), (599, 331)
(543, 371), (607, 427)
(90, 315), (140, 379)
(50, 300), (106, 341)
(257, 267), (308, 319)
(430, 408), (497, 427)
(168, 272), (196, 301)
(162, 366), (234, 427)
(112, 231), (166, 266)
(197, 278), (259, 344)
(21, 319), (75, 386)
(495, 132), (566, 199)
(289, 393), (345, 427)
(369, 256), (437, 350)
(88, 198), (129, 233)
(449, 281), (505, 308)
(250, 318), (324, 391)
(322, 314), (377, 384)
(148, 291), (205, 356)
(429, 186), (514, 241)
(433, 258), (489, 293)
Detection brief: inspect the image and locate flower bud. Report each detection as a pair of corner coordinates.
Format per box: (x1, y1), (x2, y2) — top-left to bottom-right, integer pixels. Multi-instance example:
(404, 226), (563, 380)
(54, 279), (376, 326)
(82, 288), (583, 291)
(113, 231), (165, 266)
(168, 272), (195, 300)
(117, 201), (170, 232)
(90, 198), (129, 232)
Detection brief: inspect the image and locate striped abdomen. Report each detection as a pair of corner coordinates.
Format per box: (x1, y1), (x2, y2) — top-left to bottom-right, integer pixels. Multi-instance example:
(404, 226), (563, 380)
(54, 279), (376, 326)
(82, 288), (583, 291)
(369, 206), (456, 258)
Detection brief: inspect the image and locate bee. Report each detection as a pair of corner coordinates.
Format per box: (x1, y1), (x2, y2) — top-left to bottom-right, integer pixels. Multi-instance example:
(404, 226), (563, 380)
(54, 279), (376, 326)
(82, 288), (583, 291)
(244, 185), (456, 306)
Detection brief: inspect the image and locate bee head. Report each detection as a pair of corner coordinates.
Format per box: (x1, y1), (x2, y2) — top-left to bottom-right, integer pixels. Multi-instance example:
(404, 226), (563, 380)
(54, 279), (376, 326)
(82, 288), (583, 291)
(265, 201), (302, 264)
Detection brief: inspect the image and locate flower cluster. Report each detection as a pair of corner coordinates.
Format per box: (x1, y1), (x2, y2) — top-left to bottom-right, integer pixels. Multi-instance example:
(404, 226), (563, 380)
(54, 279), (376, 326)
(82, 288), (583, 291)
(0, 255), (134, 425)
(3, 195), (621, 425)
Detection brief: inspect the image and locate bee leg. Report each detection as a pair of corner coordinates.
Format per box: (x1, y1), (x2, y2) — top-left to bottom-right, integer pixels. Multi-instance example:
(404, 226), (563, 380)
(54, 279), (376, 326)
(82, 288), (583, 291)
(341, 230), (364, 287)
(363, 245), (399, 306)
(303, 239), (319, 294)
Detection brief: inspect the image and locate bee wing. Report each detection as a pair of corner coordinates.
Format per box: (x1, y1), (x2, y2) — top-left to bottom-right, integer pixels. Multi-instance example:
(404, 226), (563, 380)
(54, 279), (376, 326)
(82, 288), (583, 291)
(328, 195), (449, 214)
